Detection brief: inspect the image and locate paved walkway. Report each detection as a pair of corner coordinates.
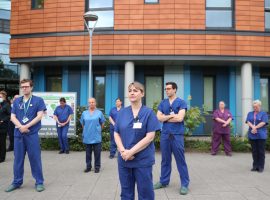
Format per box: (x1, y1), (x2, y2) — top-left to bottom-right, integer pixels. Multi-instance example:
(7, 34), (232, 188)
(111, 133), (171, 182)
(0, 151), (270, 200)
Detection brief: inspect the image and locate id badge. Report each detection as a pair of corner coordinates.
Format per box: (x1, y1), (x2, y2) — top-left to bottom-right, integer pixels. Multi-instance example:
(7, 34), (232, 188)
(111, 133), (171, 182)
(170, 111), (174, 115)
(133, 122), (142, 129)
(58, 124), (62, 127)
(22, 117), (29, 123)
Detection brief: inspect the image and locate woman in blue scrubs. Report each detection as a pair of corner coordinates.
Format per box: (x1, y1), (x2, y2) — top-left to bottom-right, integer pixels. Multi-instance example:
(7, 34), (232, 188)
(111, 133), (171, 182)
(80, 98), (105, 173)
(246, 100), (268, 173)
(108, 98), (122, 158)
(114, 82), (160, 200)
(54, 97), (74, 154)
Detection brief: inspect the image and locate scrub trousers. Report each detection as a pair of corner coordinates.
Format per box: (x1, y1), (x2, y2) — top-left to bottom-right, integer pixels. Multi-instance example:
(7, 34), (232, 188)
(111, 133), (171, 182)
(57, 125), (69, 152)
(86, 143), (101, 170)
(211, 132), (231, 155)
(12, 133), (44, 186)
(109, 128), (117, 157)
(118, 165), (154, 200)
(250, 139), (266, 170)
(159, 133), (190, 188)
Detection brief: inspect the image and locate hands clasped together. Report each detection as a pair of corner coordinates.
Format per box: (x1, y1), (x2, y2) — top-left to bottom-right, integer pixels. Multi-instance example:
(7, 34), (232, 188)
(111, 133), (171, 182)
(120, 149), (135, 161)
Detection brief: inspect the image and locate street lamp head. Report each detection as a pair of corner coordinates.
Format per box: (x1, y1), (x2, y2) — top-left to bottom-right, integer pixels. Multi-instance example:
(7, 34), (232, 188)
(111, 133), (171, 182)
(83, 11), (98, 22)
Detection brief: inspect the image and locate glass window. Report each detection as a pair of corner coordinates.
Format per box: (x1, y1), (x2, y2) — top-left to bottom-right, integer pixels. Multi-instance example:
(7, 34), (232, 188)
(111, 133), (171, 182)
(46, 76), (62, 92)
(94, 76), (105, 109)
(145, 76), (162, 108)
(0, 0), (11, 10)
(145, 0), (159, 3)
(206, 0), (231, 8)
(204, 76), (214, 111)
(260, 78), (269, 111)
(0, 19), (10, 34)
(266, 2), (270, 30)
(266, 0), (270, 9)
(32, 0), (44, 9)
(88, 11), (114, 28)
(89, 0), (113, 9)
(206, 11), (232, 28)
(206, 0), (233, 28)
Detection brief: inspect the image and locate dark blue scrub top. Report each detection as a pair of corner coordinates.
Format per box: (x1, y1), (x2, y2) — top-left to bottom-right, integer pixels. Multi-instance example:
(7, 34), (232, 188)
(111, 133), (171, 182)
(12, 95), (47, 137)
(158, 97), (187, 135)
(54, 104), (74, 125)
(109, 106), (122, 130)
(114, 105), (160, 168)
(246, 111), (268, 140)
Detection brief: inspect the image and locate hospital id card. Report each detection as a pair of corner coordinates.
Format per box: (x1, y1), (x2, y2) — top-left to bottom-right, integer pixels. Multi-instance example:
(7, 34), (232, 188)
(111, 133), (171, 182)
(133, 122), (142, 129)
(22, 117), (29, 123)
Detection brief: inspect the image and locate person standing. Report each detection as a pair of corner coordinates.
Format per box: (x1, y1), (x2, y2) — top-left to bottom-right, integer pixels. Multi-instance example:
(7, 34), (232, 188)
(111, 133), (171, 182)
(211, 101), (233, 156)
(246, 100), (268, 173)
(154, 82), (190, 195)
(54, 97), (74, 154)
(108, 98), (122, 159)
(5, 79), (47, 192)
(7, 95), (20, 152)
(80, 98), (105, 173)
(114, 82), (160, 200)
(0, 91), (11, 163)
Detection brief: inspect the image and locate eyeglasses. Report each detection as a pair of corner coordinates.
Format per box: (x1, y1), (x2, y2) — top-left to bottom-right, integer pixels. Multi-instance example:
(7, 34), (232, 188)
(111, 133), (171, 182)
(164, 88), (172, 91)
(20, 86), (30, 89)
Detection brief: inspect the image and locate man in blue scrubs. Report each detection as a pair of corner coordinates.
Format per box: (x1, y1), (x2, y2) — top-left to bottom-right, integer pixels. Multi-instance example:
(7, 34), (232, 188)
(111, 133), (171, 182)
(108, 98), (122, 158)
(5, 79), (47, 193)
(154, 82), (190, 195)
(54, 97), (74, 154)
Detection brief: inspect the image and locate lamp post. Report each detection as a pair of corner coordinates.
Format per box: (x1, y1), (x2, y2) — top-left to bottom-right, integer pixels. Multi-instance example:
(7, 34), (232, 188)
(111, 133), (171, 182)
(83, 11), (98, 98)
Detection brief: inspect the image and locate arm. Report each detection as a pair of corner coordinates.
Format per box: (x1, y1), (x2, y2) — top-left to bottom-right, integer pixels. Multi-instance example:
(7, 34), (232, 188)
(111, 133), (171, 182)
(157, 110), (173, 122)
(63, 115), (72, 125)
(255, 122), (266, 129)
(53, 115), (60, 124)
(167, 109), (185, 122)
(121, 132), (155, 161)
(222, 117), (232, 127)
(109, 116), (115, 126)
(247, 121), (255, 129)
(215, 118), (226, 124)
(114, 132), (125, 153)
(1, 104), (11, 122)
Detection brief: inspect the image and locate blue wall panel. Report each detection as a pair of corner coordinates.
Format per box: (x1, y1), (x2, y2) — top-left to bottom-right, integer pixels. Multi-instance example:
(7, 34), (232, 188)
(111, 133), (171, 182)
(62, 65), (68, 92)
(80, 65), (88, 106)
(216, 69), (229, 109)
(229, 67), (237, 135)
(184, 65), (191, 108)
(33, 66), (45, 91)
(253, 66), (261, 100)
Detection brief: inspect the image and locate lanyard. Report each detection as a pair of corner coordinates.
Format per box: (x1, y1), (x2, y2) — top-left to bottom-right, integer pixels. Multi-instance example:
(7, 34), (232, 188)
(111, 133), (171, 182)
(24, 96), (32, 116)
(253, 112), (257, 125)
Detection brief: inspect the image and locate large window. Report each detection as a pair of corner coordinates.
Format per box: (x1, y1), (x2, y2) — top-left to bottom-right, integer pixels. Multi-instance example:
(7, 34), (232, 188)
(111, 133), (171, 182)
(145, 76), (162, 108)
(145, 0), (159, 4)
(31, 0), (44, 9)
(203, 76), (215, 111)
(46, 76), (62, 92)
(206, 0), (233, 28)
(87, 0), (114, 28)
(260, 78), (269, 111)
(0, 19), (10, 34)
(94, 76), (105, 110)
(265, 0), (270, 30)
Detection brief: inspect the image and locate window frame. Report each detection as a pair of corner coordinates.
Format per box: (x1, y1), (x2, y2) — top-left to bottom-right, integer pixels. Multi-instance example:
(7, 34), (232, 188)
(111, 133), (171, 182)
(203, 75), (216, 112)
(205, 0), (234, 30)
(265, 0), (270, 31)
(93, 75), (106, 110)
(31, 0), (44, 10)
(144, 0), (159, 4)
(144, 75), (163, 108)
(260, 76), (270, 112)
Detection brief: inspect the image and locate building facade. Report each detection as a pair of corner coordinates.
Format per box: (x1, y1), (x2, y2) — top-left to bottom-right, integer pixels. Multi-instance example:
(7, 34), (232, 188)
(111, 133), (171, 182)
(9, 0), (270, 135)
(0, 0), (20, 98)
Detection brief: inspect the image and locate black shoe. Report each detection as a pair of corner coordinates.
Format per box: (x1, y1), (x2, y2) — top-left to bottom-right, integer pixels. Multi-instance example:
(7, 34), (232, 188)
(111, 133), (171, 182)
(109, 155), (114, 159)
(251, 168), (258, 172)
(258, 168), (264, 173)
(84, 168), (91, 173)
(59, 150), (64, 154)
(94, 169), (100, 173)
(65, 150), (69, 154)
(0, 160), (5, 163)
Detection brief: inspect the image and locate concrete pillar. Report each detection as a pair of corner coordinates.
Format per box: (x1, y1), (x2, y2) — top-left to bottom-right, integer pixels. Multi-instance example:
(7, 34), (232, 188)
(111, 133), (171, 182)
(124, 61), (134, 107)
(241, 63), (253, 136)
(19, 63), (31, 95)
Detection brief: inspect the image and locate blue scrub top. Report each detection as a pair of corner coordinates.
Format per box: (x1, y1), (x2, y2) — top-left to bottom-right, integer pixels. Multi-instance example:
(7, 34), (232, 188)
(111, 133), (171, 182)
(246, 111), (268, 140)
(109, 106), (122, 130)
(53, 104), (74, 125)
(158, 97), (187, 135)
(114, 105), (160, 168)
(12, 95), (47, 137)
(80, 109), (105, 144)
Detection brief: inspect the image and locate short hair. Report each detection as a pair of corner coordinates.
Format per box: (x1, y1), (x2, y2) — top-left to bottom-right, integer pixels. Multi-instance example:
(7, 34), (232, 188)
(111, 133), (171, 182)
(115, 97), (122, 102)
(166, 82), (178, 90)
(59, 97), (66, 103)
(253, 99), (262, 106)
(128, 81), (144, 94)
(0, 90), (7, 99)
(20, 79), (33, 87)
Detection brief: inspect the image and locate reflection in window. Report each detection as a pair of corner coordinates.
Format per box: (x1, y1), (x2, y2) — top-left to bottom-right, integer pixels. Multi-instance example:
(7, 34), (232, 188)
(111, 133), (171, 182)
(94, 76), (105, 109)
(206, 0), (233, 28)
(145, 0), (159, 3)
(204, 76), (214, 111)
(88, 0), (114, 28)
(260, 78), (269, 111)
(145, 76), (162, 108)
(0, 0), (11, 10)
(32, 0), (44, 9)
(46, 76), (62, 92)
(265, 1), (270, 30)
